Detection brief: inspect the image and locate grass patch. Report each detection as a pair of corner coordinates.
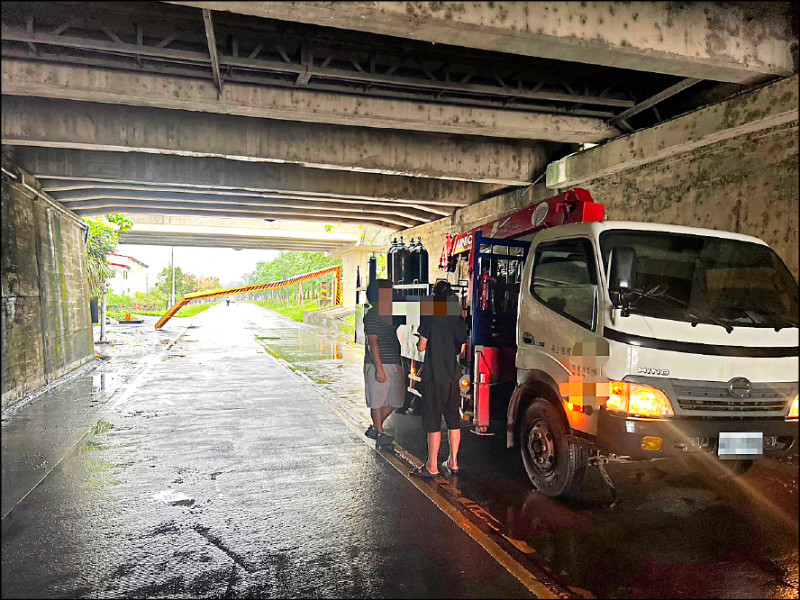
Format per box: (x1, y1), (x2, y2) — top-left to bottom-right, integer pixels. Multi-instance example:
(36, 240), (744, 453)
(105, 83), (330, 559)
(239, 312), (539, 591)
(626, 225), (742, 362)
(339, 313), (356, 339)
(106, 309), (128, 321)
(106, 304), (212, 320)
(251, 299), (322, 323)
(251, 299), (356, 343)
(174, 304), (212, 318)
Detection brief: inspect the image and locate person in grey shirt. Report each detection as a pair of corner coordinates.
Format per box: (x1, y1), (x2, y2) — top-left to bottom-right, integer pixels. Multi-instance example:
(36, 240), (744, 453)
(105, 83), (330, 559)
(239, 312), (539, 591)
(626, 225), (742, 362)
(363, 280), (405, 448)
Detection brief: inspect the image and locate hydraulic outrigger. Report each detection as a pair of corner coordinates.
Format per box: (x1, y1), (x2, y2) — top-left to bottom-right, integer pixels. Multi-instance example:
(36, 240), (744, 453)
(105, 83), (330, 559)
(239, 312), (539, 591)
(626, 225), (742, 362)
(154, 265), (342, 329)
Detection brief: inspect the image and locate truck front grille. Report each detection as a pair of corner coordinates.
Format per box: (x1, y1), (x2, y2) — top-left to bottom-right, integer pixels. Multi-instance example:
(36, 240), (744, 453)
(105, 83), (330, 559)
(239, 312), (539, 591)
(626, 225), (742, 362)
(673, 380), (794, 417)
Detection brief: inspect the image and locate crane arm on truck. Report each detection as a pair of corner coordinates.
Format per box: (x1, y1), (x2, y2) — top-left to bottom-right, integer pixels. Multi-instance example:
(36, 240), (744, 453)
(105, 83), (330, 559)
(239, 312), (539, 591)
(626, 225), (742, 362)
(440, 188), (604, 275)
(442, 189), (605, 434)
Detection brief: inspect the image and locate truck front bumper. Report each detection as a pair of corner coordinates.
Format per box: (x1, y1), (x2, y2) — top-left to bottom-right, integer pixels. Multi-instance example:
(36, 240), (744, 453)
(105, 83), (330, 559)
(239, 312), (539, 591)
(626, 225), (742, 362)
(596, 410), (799, 460)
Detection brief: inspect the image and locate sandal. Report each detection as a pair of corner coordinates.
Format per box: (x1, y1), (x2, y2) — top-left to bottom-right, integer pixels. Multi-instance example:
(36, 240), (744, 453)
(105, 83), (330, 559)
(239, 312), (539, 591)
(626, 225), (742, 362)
(410, 466), (439, 479)
(441, 459), (459, 475)
(376, 432), (394, 447)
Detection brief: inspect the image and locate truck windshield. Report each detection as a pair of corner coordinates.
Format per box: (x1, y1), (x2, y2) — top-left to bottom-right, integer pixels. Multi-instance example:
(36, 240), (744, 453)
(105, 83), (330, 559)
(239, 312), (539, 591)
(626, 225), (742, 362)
(600, 231), (799, 329)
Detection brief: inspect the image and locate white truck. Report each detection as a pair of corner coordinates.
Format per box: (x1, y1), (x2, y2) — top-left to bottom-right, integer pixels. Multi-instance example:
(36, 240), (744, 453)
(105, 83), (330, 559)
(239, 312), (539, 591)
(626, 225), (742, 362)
(361, 189), (799, 499)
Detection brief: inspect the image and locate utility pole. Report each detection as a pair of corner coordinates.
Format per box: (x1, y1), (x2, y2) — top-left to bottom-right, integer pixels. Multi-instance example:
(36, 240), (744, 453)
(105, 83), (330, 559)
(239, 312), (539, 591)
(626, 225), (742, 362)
(99, 283), (107, 343)
(170, 246), (175, 306)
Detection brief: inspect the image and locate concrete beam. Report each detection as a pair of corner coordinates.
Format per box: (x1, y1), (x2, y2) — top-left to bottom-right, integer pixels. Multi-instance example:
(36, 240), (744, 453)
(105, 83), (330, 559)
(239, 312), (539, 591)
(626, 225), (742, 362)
(119, 232), (351, 252)
(12, 147), (491, 206)
(33, 181), (461, 211)
(0, 59), (615, 143)
(168, 2), (796, 84)
(49, 188), (444, 221)
(121, 214), (365, 249)
(1, 97), (546, 185)
(71, 204), (409, 229)
(546, 75), (799, 190)
(52, 195), (430, 226)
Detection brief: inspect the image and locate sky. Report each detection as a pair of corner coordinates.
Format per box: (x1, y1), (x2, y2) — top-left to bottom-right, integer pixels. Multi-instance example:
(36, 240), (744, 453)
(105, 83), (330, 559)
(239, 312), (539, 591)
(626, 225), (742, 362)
(117, 244), (280, 288)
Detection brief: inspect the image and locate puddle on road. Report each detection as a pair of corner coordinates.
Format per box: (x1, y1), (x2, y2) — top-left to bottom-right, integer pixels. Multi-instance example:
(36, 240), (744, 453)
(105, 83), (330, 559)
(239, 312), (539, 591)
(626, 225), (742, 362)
(254, 327), (365, 410)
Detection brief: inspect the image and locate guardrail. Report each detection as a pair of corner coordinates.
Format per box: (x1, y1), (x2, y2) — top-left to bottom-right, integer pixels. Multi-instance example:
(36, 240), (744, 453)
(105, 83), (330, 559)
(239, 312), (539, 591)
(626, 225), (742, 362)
(154, 265), (342, 329)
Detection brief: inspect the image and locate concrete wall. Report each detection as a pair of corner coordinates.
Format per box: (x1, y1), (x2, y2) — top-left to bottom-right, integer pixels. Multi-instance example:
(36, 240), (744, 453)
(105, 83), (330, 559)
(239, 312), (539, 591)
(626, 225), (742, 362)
(1, 171), (94, 408)
(400, 82), (799, 283)
(575, 120), (799, 280)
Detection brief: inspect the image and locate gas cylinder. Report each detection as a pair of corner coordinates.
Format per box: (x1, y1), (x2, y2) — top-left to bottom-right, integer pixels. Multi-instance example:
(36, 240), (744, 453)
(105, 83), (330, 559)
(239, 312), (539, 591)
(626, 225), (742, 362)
(386, 238), (398, 282)
(392, 236), (411, 285)
(416, 238), (429, 284)
(408, 238), (420, 283)
(367, 254), (377, 285)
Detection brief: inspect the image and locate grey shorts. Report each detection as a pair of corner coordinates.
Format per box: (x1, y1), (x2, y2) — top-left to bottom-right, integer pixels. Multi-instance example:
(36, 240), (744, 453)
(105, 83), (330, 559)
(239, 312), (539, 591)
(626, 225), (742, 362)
(364, 363), (406, 409)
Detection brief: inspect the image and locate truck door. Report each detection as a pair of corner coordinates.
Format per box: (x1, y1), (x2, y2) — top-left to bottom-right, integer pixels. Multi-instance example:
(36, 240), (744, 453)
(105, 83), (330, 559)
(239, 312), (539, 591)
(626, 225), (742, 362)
(471, 232), (530, 432)
(517, 237), (605, 430)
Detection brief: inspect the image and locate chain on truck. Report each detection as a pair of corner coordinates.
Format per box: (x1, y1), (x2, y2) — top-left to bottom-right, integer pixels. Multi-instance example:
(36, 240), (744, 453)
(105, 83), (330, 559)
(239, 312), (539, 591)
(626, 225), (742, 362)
(356, 188), (799, 500)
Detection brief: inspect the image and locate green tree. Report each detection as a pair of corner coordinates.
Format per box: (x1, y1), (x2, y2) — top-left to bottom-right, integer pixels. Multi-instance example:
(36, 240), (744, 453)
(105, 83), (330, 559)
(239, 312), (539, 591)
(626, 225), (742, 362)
(246, 252), (340, 284)
(244, 251), (341, 301)
(156, 265), (186, 301)
(84, 213), (132, 297)
(156, 269), (221, 307)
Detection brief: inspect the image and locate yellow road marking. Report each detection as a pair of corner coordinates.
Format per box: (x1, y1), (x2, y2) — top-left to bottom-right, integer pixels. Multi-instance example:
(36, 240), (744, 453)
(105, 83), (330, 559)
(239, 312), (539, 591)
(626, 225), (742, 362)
(377, 444), (563, 600)
(262, 341), (581, 599)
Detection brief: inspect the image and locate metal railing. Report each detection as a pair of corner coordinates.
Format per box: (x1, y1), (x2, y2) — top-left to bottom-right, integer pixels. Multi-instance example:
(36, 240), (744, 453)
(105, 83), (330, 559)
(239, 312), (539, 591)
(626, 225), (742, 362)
(154, 265), (342, 329)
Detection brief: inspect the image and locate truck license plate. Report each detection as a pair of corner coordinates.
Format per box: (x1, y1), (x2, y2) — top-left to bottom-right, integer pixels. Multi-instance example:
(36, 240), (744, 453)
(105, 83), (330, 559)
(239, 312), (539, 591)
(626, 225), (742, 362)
(718, 432), (763, 459)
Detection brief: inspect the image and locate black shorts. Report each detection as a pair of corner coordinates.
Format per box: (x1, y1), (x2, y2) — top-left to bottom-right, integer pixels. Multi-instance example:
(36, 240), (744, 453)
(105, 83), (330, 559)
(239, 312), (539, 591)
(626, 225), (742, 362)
(421, 377), (462, 434)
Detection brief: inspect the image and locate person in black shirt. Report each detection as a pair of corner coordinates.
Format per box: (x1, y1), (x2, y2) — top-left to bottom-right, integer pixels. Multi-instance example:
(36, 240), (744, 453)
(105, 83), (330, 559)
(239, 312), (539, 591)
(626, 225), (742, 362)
(411, 281), (467, 478)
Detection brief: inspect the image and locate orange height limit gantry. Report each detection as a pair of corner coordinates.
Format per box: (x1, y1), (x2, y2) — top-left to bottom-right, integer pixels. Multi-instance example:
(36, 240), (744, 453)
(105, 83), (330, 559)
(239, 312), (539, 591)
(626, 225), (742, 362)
(154, 265), (342, 329)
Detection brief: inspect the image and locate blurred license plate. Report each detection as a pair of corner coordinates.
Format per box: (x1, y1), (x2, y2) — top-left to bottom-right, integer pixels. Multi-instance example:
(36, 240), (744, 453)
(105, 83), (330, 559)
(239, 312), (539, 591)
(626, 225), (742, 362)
(718, 432), (763, 459)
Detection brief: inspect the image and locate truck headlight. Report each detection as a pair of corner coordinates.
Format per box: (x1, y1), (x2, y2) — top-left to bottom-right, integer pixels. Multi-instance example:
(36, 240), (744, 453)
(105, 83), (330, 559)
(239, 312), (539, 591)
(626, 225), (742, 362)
(788, 394), (799, 420)
(606, 381), (674, 418)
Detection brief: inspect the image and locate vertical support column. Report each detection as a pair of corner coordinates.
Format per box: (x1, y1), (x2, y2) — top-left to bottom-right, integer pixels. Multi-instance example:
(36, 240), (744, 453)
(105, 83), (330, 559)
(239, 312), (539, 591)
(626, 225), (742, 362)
(170, 246), (175, 307)
(334, 266), (342, 306)
(99, 285), (107, 343)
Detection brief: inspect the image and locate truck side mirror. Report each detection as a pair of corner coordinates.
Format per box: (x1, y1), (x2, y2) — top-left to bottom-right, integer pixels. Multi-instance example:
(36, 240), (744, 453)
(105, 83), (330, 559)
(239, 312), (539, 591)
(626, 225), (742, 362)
(608, 247), (636, 315)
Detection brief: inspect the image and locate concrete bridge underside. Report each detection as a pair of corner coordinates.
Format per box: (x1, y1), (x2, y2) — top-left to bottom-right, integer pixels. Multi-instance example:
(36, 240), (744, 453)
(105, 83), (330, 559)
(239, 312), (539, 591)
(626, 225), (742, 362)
(117, 215), (368, 254)
(3, 1), (795, 230)
(2, 1), (798, 407)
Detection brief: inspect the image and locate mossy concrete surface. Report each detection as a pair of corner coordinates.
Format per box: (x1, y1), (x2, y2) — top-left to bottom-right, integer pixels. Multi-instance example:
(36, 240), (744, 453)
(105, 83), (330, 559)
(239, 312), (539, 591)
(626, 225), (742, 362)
(2, 172), (93, 409)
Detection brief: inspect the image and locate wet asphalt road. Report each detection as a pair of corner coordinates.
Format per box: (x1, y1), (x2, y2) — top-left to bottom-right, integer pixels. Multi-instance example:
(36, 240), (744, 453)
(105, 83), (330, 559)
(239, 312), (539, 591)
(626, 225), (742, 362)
(2, 302), (798, 599)
(1, 305), (535, 599)
(242, 305), (800, 599)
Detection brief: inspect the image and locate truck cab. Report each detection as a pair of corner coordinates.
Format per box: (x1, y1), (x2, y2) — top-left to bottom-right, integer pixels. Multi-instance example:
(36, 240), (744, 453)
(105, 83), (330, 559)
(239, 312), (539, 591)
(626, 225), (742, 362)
(510, 221), (799, 498)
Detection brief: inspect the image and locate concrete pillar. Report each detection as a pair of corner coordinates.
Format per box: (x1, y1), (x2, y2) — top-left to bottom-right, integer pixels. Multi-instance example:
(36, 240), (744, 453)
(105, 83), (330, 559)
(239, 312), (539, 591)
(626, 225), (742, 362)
(337, 245), (390, 308)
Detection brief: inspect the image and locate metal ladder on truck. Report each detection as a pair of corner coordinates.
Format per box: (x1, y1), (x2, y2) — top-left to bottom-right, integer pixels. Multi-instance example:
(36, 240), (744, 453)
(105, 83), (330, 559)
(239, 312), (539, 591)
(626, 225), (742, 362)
(467, 231), (530, 434)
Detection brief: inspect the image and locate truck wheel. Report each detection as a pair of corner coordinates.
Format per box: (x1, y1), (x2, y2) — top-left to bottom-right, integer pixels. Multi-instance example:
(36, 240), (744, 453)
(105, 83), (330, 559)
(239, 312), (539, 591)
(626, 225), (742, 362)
(519, 400), (588, 501)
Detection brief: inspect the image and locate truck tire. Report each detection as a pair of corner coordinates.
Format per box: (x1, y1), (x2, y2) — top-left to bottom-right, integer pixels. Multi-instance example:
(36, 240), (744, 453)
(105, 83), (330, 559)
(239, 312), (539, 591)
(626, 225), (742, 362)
(519, 400), (588, 501)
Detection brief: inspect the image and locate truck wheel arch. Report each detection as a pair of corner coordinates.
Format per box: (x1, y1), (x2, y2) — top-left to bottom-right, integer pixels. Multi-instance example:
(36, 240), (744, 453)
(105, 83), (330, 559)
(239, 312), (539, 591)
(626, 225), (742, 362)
(508, 370), (568, 448)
